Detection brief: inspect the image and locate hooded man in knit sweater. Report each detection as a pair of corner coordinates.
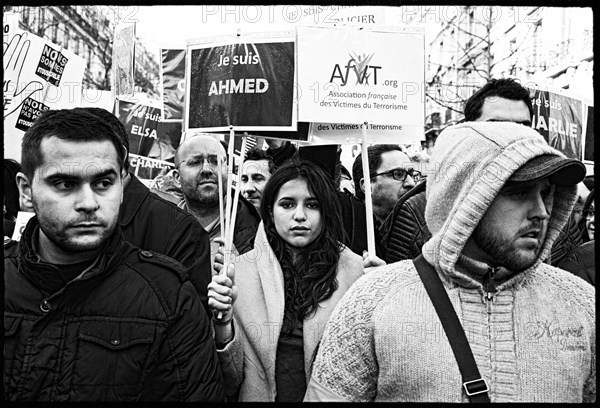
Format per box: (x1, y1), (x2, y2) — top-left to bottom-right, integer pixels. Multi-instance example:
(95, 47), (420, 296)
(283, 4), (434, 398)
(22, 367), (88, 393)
(304, 121), (595, 403)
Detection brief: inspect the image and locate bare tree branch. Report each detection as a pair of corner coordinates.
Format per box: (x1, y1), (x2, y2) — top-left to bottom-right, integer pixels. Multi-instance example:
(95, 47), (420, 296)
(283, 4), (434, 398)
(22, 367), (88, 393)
(426, 93), (464, 114)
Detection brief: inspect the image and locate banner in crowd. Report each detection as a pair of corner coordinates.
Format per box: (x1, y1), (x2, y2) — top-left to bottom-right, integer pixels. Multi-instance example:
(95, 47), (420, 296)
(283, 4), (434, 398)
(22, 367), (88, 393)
(81, 89), (115, 112)
(129, 153), (175, 181)
(160, 48), (186, 121)
(185, 32), (296, 132)
(583, 104), (593, 163)
(297, 26), (425, 143)
(308, 121), (421, 144)
(282, 5), (387, 27)
(3, 12), (19, 45)
(116, 99), (183, 163)
(4, 28), (86, 161)
(11, 211), (36, 242)
(529, 87), (585, 160)
(112, 23), (136, 97)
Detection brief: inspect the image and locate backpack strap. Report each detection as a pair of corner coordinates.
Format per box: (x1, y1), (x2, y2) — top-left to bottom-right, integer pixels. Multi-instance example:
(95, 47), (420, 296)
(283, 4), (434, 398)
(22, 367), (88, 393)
(413, 254), (491, 403)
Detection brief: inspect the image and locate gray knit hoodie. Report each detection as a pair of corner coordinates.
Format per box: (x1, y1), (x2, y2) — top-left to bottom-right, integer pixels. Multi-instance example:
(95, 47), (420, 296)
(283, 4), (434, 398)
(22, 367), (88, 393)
(305, 122), (595, 402)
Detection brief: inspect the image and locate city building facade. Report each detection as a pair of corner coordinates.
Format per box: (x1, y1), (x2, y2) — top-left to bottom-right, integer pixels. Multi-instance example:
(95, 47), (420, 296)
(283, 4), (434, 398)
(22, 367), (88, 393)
(424, 6), (593, 132)
(5, 5), (159, 95)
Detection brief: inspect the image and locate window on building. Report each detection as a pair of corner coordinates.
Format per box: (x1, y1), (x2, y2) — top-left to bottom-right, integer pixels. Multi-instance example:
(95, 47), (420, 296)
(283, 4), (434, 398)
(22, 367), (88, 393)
(532, 20), (542, 71)
(51, 17), (58, 43)
(38, 8), (45, 31)
(64, 32), (69, 50)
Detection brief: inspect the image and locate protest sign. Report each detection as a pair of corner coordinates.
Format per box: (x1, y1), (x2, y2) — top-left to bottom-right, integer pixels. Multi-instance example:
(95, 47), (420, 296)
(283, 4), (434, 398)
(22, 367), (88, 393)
(297, 26), (425, 142)
(117, 99), (183, 163)
(529, 87), (584, 160)
(3, 12), (19, 45)
(11, 211), (36, 242)
(4, 28), (86, 161)
(583, 104), (593, 163)
(160, 48), (186, 121)
(81, 89), (115, 112)
(186, 32), (296, 132)
(113, 23), (136, 97)
(129, 153), (175, 181)
(324, 5), (389, 25)
(308, 121), (420, 144)
(245, 122), (310, 142)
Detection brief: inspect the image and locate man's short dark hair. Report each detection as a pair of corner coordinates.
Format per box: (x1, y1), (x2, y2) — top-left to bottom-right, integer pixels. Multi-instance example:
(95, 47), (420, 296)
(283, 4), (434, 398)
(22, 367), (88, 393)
(464, 78), (533, 122)
(21, 109), (126, 180)
(352, 144), (402, 201)
(74, 107), (130, 171)
(245, 148), (275, 174)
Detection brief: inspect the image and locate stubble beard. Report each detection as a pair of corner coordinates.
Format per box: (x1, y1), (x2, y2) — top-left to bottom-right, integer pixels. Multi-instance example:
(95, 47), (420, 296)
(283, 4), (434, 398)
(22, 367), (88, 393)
(36, 214), (114, 253)
(472, 223), (540, 272)
(182, 181), (221, 208)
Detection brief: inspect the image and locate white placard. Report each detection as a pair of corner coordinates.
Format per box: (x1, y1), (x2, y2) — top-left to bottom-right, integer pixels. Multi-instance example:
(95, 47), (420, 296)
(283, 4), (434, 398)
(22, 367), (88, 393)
(297, 26), (425, 135)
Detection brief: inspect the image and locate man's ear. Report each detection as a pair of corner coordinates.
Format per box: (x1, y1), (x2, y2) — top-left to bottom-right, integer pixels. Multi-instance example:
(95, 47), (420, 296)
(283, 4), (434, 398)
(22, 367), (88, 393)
(360, 177), (366, 193)
(173, 168), (181, 184)
(16, 172), (33, 211)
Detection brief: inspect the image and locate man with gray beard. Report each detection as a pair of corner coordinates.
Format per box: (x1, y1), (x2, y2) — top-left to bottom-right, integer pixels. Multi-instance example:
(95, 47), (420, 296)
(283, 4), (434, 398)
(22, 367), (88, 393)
(174, 135), (260, 261)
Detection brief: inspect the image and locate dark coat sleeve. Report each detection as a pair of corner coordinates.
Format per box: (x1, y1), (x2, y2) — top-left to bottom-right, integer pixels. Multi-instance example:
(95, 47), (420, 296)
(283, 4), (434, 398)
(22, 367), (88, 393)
(141, 281), (225, 401)
(556, 241), (595, 286)
(550, 211), (584, 266)
(380, 181), (430, 263)
(162, 216), (213, 317)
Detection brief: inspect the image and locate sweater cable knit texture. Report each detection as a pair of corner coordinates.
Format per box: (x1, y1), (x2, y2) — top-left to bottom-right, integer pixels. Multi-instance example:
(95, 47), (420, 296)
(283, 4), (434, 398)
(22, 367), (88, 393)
(306, 122), (595, 402)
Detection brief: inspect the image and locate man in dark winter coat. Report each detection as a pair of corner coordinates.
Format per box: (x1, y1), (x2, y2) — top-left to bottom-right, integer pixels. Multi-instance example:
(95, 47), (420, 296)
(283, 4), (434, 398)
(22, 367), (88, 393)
(74, 107), (213, 317)
(5, 109), (224, 402)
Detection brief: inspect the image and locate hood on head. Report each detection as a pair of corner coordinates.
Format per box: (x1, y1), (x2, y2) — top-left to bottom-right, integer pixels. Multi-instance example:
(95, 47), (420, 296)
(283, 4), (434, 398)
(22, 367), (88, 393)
(422, 121), (581, 284)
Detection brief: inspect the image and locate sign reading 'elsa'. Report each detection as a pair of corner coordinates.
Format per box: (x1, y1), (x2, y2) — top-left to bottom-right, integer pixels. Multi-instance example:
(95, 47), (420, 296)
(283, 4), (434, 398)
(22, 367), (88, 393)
(185, 31), (296, 132)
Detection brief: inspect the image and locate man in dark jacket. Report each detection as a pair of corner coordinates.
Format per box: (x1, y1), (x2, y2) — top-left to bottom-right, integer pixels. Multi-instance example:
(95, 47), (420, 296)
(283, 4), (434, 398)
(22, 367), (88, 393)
(74, 107), (213, 317)
(381, 78), (583, 265)
(5, 109), (224, 401)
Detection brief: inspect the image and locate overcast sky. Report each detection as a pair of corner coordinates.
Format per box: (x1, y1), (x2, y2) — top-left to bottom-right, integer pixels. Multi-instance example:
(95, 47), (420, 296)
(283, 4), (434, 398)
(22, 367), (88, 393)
(134, 5), (322, 49)
(130, 5), (422, 52)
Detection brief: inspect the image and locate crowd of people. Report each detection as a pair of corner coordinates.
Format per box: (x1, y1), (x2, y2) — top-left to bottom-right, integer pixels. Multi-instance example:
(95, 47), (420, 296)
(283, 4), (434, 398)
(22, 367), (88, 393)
(3, 78), (595, 402)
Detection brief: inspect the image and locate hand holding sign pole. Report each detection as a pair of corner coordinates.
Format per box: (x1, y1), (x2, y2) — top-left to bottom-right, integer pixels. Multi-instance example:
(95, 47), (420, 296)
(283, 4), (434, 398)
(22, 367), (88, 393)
(361, 122), (376, 256)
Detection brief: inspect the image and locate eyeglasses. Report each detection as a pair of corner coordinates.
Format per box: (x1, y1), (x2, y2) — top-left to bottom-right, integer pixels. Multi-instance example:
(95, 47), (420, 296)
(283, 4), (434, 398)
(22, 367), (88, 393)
(177, 155), (225, 169)
(372, 168), (421, 182)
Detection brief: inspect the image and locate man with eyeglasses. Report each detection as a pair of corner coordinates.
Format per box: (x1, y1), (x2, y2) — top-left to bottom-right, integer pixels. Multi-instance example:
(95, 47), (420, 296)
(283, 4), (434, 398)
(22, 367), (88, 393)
(174, 134), (260, 259)
(352, 145), (419, 223)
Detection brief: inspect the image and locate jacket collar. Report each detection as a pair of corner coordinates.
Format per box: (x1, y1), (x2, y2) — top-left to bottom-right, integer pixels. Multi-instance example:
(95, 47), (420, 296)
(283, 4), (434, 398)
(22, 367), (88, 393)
(18, 216), (128, 295)
(119, 173), (149, 226)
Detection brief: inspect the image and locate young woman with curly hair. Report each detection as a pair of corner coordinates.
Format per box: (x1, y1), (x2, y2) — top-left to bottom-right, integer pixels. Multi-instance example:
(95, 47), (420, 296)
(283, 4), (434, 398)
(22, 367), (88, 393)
(208, 159), (364, 401)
